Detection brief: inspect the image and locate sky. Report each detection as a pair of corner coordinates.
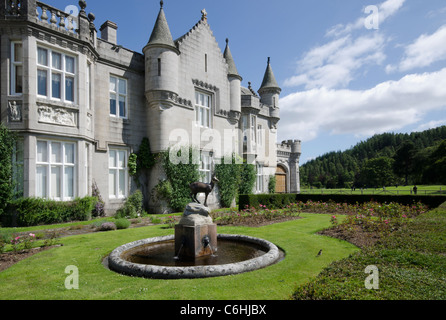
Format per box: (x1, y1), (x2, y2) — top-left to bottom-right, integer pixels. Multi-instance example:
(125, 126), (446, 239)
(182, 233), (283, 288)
(43, 0), (446, 164)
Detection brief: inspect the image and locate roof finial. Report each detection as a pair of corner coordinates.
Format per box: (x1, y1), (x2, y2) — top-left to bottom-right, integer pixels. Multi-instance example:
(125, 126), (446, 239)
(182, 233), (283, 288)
(267, 57), (271, 65)
(201, 8), (208, 21)
(160, 0), (164, 8)
(226, 38), (229, 45)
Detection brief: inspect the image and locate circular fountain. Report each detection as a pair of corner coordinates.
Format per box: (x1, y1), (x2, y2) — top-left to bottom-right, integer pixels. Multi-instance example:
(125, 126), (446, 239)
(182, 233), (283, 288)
(107, 203), (282, 279)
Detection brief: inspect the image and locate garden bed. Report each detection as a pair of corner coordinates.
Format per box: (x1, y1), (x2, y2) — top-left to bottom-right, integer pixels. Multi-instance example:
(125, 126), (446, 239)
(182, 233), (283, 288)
(0, 245), (60, 272)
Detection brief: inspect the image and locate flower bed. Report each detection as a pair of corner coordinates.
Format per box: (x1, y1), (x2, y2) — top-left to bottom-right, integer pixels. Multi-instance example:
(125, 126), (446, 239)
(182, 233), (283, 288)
(212, 200), (428, 235)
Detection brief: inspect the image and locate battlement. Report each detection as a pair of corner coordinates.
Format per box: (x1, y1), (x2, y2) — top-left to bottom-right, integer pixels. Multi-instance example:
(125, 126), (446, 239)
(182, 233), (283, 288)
(278, 140), (302, 155)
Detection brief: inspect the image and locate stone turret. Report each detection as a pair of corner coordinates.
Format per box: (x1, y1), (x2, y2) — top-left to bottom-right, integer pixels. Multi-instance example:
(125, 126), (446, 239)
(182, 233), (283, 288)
(224, 38), (242, 122)
(143, 1), (180, 97)
(258, 57), (281, 108)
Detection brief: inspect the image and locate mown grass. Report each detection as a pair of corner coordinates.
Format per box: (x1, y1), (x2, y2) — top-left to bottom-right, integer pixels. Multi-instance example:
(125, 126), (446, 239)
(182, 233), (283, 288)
(292, 204), (446, 300)
(301, 185), (446, 195)
(0, 213), (358, 300)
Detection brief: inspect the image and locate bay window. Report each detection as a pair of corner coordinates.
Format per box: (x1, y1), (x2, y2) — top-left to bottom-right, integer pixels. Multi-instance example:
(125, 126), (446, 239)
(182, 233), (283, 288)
(37, 47), (76, 103)
(36, 140), (76, 200)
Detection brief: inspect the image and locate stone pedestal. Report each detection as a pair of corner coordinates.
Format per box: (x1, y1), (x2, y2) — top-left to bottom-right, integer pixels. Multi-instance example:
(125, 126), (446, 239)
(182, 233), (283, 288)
(174, 203), (217, 259)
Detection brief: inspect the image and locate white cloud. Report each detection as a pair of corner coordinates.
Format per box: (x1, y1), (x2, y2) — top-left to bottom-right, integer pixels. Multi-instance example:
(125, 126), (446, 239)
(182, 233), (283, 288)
(284, 33), (386, 89)
(397, 25), (446, 72)
(325, 0), (406, 38)
(415, 119), (446, 132)
(285, 0), (406, 91)
(279, 68), (446, 142)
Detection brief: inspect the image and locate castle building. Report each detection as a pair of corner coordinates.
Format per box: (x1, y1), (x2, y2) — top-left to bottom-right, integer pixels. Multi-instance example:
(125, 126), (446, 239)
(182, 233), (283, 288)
(0, 0), (301, 214)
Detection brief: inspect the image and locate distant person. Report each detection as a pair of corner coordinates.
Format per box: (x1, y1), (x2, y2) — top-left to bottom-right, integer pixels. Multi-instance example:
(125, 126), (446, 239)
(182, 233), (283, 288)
(413, 185), (418, 195)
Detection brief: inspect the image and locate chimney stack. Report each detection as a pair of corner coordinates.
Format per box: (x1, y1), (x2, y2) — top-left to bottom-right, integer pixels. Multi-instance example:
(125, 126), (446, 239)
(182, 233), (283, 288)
(100, 20), (118, 44)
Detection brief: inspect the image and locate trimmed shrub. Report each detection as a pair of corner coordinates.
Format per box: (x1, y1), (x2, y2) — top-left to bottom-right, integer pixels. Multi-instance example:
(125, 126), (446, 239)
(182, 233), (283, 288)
(239, 193), (446, 211)
(3, 196), (98, 227)
(114, 218), (130, 230)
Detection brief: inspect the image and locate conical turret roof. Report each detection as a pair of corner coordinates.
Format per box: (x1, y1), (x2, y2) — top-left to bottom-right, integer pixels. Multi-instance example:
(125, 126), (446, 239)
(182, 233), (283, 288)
(224, 39), (242, 80)
(259, 57), (281, 92)
(146, 1), (177, 51)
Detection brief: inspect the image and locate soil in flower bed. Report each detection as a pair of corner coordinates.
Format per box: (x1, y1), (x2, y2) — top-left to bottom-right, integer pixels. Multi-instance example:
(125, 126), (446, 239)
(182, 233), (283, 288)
(318, 225), (382, 249)
(0, 246), (61, 272)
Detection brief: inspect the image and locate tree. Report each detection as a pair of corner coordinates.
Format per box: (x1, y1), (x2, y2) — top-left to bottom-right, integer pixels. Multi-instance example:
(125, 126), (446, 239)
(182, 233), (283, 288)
(0, 124), (15, 216)
(393, 141), (417, 185)
(360, 157), (395, 188)
(423, 140), (446, 184)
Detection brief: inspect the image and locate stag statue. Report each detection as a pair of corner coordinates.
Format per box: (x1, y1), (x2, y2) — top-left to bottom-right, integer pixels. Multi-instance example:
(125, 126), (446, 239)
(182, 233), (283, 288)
(190, 176), (219, 207)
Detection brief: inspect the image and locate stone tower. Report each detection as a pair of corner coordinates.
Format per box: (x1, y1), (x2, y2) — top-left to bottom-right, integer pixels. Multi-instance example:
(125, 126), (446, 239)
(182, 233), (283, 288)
(223, 38), (242, 124)
(143, 1), (180, 153)
(258, 57), (281, 107)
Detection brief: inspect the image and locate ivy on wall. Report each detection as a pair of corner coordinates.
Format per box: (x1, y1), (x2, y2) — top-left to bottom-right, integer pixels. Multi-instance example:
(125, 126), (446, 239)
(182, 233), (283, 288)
(159, 146), (201, 212)
(215, 155), (257, 208)
(214, 154), (242, 208)
(0, 124), (15, 217)
(268, 175), (277, 194)
(239, 161), (257, 196)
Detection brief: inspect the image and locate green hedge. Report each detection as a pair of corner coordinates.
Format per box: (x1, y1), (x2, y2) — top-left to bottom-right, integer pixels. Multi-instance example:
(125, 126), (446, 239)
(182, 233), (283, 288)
(239, 193), (446, 211)
(2, 196), (98, 227)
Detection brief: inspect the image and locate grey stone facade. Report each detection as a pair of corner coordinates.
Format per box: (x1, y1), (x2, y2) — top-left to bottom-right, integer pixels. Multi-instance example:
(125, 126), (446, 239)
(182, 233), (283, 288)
(0, 0), (301, 215)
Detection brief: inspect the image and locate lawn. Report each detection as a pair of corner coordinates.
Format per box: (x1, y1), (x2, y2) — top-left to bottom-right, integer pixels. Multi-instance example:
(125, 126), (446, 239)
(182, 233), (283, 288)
(292, 204), (446, 300)
(301, 185), (446, 195)
(0, 213), (358, 300)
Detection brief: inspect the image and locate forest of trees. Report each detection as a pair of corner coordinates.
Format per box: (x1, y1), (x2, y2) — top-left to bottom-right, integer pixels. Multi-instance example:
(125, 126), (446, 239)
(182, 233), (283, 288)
(300, 126), (446, 189)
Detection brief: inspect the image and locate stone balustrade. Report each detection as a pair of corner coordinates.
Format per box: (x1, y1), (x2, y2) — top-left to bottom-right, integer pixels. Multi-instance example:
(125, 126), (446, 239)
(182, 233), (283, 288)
(4, 0), (22, 16)
(36, 1), (79, 34)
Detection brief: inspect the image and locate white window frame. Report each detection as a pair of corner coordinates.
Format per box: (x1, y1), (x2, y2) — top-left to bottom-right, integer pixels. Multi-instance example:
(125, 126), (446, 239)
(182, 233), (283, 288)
(11, 41), (23, 96)
(109, 75), (128, 119)
(36, 46), (77, 104)
(36, 140), (77, 201)
(256, 163), (264, 194)
(257, 124), (263, 147)
(242, 114), (248, 146)
(200, 152), (212, 183)
(195, 91), (212, 128)
(108, 148), (129, 199)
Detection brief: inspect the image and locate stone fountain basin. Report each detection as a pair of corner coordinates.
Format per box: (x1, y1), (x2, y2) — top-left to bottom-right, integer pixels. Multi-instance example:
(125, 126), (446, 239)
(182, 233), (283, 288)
(107, 234), (282, 279)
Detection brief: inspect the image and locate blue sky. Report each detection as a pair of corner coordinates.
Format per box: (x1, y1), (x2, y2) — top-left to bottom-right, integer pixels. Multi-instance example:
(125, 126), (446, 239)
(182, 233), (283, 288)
(44, 0), (446, 164)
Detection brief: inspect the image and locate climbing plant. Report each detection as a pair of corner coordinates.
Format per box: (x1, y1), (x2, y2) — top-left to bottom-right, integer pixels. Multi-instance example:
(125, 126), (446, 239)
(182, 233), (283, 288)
(137, 137), (156, 171)
(0, 124), (15, 217)
(128, 153), (138, 177)
(214, 154), (242, 208)
(239, 161), (256, 195)
(268, 175), (277, 194)
(160, 146), (200, 212)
